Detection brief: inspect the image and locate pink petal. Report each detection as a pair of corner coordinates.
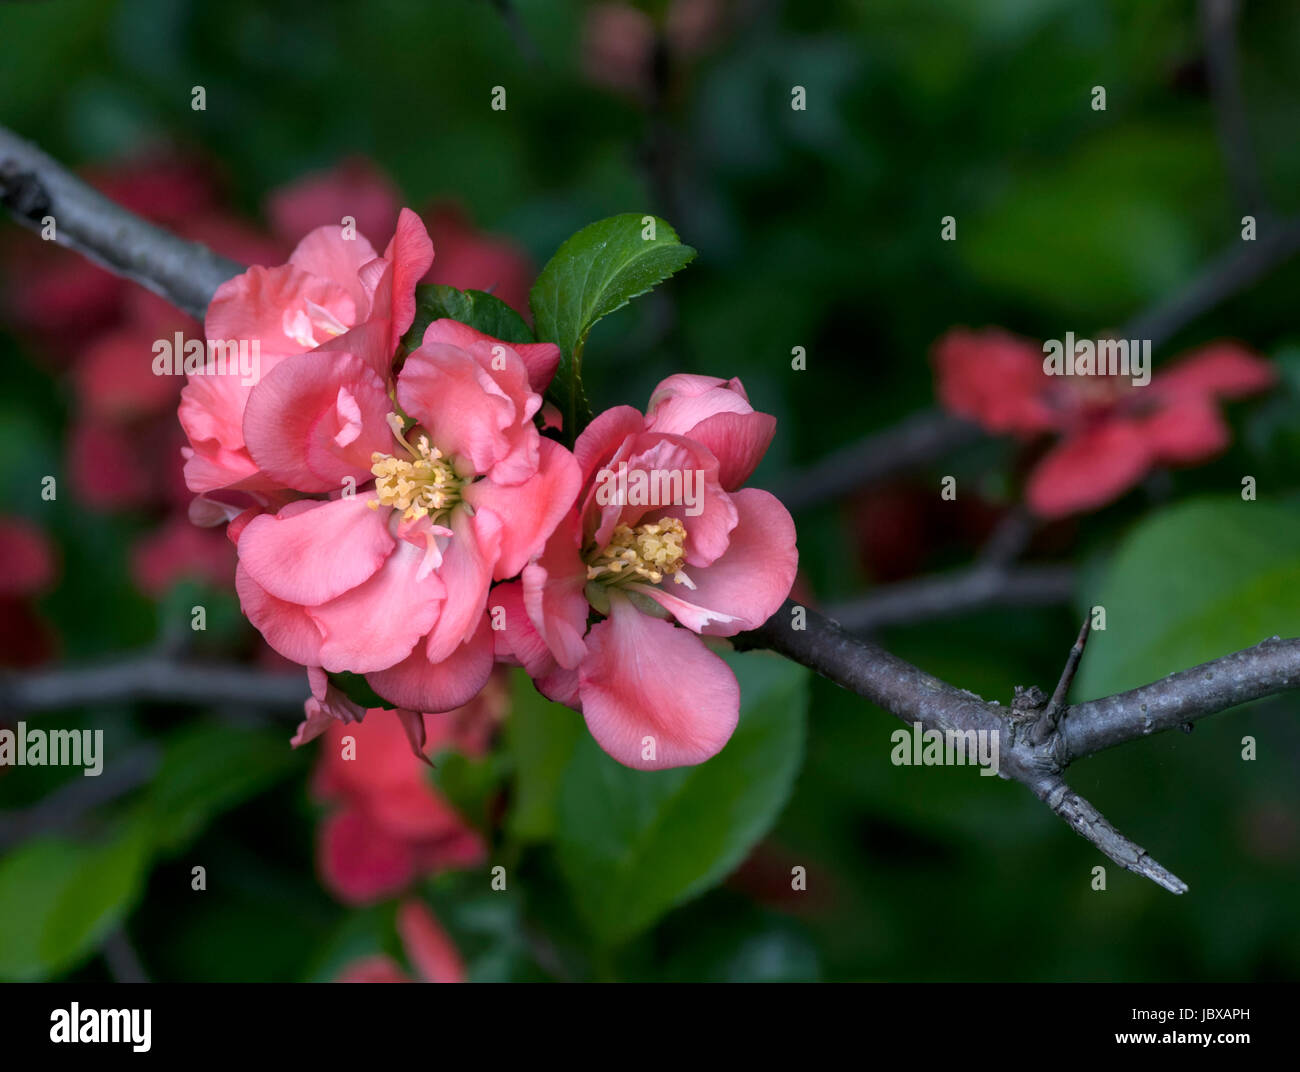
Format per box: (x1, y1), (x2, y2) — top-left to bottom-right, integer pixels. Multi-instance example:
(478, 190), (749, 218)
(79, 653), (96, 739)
(382, 208), (436, 350)
(933, 328), (1057, 436)
(628, 488), (796, 636)
(367, 614), (495, 713)
(397, 343), (519, 476)
(1025, 420), (1154, 519)
(422, 507), (501, 663)
(574, 405), (644, 483)
(463, 437), (581, 580)
(521, 510), (590, 669)
(577, 593), (740, 769)
(1142, 396), (1229, 465)
(318, 807), (414, 905)
(289, 225), (379, 315)
(396, 899), (466, 984)
(490, 581), (556, 678)
(206, 263), (355, 355)
(681, 410), (776, 490)
(239, 495), (395, 606)
(306, 537), (447, 673)
(235, 564), (324, 665)
(1153, 342), (1277, 401)
(422, 319), (561, 395)
(242, 350), (393, 493)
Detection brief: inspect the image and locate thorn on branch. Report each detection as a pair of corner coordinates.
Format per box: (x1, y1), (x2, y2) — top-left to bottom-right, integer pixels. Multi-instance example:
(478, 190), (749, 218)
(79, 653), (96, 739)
(1031, 614), (1092, 744)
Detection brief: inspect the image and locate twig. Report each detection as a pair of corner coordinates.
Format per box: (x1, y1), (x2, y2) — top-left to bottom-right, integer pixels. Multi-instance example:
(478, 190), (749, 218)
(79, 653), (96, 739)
(1034, 614), (1092, 742)
(824, 564), (1075, 633)
(762, 410), (982, 512)
(1200, 0), (1268, 219)
(3, 656), (308, 713)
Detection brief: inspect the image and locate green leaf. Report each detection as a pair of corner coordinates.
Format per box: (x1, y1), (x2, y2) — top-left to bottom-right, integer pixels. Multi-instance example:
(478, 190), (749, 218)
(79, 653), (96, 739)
(327, 670), (397, 711)
(505, 669), (584, 843)
(555, 650), (808, 947)
(144, 722), (299, 852)
(0, 820), (150, 981)
(401, 284), (534, 352)
(1076, 497), (1300, 698)
(530, 214), (696, 438)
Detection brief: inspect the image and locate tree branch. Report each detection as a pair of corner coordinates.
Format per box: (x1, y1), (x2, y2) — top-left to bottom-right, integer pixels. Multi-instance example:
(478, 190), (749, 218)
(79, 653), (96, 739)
(761, 409), (982, 512)
(2, 656), (308, 714)
(1201, 0), (1268, 219)
(824, 563), (1075, 633)
(0, 126), (241, 321)
(735, 602), (1300, 893)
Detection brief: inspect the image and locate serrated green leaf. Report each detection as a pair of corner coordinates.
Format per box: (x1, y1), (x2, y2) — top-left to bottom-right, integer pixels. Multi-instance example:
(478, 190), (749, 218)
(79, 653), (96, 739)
(401, 284), (534, 353)
(555, 650), (807, 947)
(530, 213), (696, 439)
(1076, 497), (1300, 699)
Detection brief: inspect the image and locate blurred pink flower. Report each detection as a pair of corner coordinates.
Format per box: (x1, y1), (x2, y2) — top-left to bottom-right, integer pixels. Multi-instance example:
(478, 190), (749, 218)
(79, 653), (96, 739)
(934, 328), (1277, 518)
(335, 899), (465, 983)
(311, 683), (503, 905)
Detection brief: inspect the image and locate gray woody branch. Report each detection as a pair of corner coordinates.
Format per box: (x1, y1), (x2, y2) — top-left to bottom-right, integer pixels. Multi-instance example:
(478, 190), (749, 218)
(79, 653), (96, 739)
(4, 125), (1300, 893)
(735, 602), (1300, 895)
(0, 126), (241, 322)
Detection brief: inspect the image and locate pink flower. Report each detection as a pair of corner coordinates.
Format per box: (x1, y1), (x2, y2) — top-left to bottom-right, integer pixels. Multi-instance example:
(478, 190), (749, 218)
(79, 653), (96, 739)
(232, 315), (578, 710)
(179, 208), (434, 498)
(312, 696), (498, 905)
(934, 329), (1277, 518)
(334, 899), (465, 983)
(495, 375), (796, 770)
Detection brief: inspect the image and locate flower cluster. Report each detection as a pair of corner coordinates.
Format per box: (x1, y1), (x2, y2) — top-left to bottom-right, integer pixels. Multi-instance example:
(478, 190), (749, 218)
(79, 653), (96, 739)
(180, 212), (798, 770)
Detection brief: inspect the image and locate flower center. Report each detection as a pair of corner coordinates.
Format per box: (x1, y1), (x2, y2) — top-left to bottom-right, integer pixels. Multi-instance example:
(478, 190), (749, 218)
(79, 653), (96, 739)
(369, 415), (461, 523)
(586, 518), (688, 586)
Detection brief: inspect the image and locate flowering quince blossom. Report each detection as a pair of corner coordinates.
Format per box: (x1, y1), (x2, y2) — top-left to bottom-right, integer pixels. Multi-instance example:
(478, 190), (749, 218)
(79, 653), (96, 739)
(231, 311), (579, 713)
(176, 209), (580, 736)
(495, 374), (798, 770)
(934, 328), (1277, 518)
(179, 207), (434, 500)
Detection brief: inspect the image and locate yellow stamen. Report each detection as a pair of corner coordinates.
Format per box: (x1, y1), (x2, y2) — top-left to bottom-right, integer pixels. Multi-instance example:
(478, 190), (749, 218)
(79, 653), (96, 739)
(369, 419), (461, 523)
(586, 518), (688, 586)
